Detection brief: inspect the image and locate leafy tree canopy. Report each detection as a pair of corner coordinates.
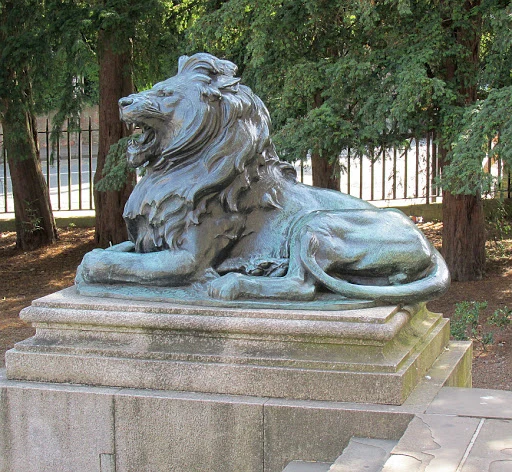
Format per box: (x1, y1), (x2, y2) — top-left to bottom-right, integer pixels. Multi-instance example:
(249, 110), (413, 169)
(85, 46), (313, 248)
(28, 0), (196, 134)
(189, 0), (512, 195)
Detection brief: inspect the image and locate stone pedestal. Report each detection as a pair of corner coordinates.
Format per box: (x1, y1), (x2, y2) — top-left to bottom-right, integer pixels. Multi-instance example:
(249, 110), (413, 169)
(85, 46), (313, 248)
(8, 287), (451, 404)
(1, 287), (472, 471)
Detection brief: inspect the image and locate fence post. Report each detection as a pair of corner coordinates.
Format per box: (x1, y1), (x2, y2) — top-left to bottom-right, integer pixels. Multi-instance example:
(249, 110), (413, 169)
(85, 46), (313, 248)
(381, 146), (386, 200)
(403, 147), (408, 199)
(359, 151), (364, 199)
(78, 120), (83, 210)
(45, 119), (50, 202)
(392, 147), (397, 200)
(370, 148), (375, 201)
(431, 130), (437, 203)
(56, 131), (61, 210)
(415, 136), (420, 199)
(67, 119), (72, 210)
(88, 116), (94, 208)
(2, 147), (7, 212)
(425, 133), (431, 204)
(347, 148), (351, 195)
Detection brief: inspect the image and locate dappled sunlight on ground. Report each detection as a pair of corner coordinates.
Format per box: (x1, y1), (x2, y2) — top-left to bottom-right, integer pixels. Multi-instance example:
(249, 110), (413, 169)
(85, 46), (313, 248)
(0, 227), (96, 366)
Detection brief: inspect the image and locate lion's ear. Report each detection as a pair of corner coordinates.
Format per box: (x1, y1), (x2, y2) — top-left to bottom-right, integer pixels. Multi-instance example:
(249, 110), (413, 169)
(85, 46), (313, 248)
(203, 77), (240, 101)
(178, 55), (190, 73)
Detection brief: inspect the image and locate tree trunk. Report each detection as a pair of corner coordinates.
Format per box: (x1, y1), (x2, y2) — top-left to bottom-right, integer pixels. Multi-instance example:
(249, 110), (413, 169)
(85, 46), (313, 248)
(439, 140), (485, 281)
(2, 104), (58, 250)
(439, 1), (485, 281)
(442, 190), (485, 281)
(94, 29), (135, 247)
(311, 152), (340, 190)
(310, 91), (340, 190)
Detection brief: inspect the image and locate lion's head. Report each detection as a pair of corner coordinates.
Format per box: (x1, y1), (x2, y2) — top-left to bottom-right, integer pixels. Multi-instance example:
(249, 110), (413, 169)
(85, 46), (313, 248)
(119, 53), (272, 172)
(120, 53), (295, 253)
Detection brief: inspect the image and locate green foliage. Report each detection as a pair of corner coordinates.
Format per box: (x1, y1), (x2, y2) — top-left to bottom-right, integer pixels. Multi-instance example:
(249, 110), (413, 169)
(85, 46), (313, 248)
(189, 0), (512, 198)
(131, 0), (198, 88)
(38, 2), (99, 116)
(36, 0), (200, 123)
(95, 137), (133, 192)
(451, 301), (512, 350)
(187, 0), (253, 76)
(42, 0), (198, 166)
(4, 0), (512, 198)
(451, 301), (488, 341)
(488, 307), (512, 329)
(480, 6), (512, 89)
(442, 86), (512, 195)
(22, 200), (43, 234)
(451, 301), (494, 349)
(486, 199), (512, 255)
(0, 1), (46, 117)
(0, 1), (99, 124)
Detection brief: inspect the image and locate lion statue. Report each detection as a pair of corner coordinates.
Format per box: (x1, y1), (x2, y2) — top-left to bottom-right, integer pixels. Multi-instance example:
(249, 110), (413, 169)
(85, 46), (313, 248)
(76, 53), (449, 305)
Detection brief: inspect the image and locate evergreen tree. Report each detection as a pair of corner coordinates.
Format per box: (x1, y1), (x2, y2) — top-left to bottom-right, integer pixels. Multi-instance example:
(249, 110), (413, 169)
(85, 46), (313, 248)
(48, 0), (195, 246)
(0, 0), (58, 250)
(190, 0), (353, 189)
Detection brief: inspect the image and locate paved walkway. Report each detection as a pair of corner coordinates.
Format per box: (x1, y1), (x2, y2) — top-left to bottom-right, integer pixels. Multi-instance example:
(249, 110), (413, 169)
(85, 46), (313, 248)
(284, 386), (512, 472)
(384, 386), (512, 471)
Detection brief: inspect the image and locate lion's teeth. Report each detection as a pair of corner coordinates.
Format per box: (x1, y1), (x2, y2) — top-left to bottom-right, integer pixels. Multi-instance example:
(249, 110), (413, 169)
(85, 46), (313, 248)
(142, 129), (155, 144)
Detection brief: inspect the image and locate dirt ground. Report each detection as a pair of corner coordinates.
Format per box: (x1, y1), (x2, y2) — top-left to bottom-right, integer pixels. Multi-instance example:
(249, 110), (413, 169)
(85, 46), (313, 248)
(1, 224), (511, 390)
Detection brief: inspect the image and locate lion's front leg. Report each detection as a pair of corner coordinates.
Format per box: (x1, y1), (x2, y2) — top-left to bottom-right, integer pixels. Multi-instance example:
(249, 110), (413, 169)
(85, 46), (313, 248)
(105, 241), (136, 252)
(208, 272), (316, 301)
(76, 246), (198, 286)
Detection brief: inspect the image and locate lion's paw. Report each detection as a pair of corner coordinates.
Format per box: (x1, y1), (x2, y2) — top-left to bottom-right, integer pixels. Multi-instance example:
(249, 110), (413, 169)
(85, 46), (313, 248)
(75, 250), (102, 284)
(75, 261), (87, 285)
(75, 249), (112, 284)
(208, 273), (244, 300)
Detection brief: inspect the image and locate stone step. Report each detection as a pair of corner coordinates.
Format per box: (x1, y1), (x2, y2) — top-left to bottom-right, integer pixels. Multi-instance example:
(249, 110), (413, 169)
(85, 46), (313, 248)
(328, 437), (397, 472)
(289, 390), (512, 472)
(381, 412), (512, 471)
(282, 460), (331, 472)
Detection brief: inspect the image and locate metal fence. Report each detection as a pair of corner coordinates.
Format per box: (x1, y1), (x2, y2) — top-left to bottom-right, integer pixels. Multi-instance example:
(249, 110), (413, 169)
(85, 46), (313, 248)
(1, 118), (99, 213)
(0, 121), (509, 214)
(295, 135), (443, 206)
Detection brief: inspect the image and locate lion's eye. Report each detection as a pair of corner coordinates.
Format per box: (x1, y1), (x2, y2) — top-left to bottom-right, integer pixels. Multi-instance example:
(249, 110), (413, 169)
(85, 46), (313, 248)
(157, 89), (174, 97)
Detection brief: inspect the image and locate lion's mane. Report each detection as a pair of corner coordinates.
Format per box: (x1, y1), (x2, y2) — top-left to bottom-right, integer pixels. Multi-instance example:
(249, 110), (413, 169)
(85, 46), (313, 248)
(123, 53), (295, 253)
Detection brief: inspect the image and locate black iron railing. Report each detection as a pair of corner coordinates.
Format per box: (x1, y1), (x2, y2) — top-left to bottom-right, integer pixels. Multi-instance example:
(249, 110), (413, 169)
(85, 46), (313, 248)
(1, 124), (509, 214)
(1, 118), (98, 213)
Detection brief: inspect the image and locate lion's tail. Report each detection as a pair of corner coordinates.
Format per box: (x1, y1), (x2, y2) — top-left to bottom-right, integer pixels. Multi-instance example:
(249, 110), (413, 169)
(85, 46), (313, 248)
(301, 235), (450, 305)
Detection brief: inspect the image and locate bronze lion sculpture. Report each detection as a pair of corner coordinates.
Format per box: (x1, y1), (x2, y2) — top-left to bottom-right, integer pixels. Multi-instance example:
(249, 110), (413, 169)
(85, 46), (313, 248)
(76, 53), (449, 305)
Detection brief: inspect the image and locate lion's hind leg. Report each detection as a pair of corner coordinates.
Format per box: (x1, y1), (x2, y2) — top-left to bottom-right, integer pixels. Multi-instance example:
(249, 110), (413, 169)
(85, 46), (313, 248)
(208, 234), (316, 301)
(207, 272), (316, 301)
(297, 209), (450, 304)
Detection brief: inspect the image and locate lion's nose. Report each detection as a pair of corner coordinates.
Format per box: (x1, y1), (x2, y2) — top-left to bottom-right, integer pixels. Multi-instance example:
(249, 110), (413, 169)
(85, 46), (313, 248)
(119, 97), (134, 107)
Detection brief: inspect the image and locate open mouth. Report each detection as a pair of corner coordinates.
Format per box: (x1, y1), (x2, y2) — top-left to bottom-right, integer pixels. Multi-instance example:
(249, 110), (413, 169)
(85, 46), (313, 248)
(129, 125), (157, 154)
(125, 123), (161, 168)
